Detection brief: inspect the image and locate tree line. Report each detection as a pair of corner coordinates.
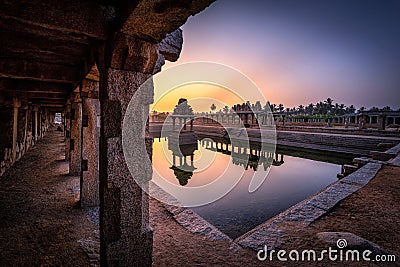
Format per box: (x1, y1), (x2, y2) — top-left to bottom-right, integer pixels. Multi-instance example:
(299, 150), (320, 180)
(210, 98), (395, 116)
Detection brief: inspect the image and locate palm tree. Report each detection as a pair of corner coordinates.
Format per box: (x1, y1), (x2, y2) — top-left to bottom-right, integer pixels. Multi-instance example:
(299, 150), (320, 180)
(339, 104), (345, 115)
(271, 103), (277, 112)
(223, 105), (230, 113)
(307, 103), (314, 115)
(348, 105), (356, 114)
(315, 102), (323, 114)
(278, 103), (284, 113)
(210, 103), (216, 113)
(325, 98), (333, 112)
(298, 105), (305, 114)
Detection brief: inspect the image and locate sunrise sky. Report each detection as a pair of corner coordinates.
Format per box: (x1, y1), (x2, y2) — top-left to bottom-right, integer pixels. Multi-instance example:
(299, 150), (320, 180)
(152, 0), (400, 112)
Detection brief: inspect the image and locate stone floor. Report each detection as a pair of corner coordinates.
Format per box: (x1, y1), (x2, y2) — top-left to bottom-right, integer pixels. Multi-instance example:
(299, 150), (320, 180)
(0, 129), (96, 266)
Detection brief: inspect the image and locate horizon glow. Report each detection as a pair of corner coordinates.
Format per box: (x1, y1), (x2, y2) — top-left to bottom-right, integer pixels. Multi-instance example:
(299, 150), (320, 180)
(153, 0), (400, 112)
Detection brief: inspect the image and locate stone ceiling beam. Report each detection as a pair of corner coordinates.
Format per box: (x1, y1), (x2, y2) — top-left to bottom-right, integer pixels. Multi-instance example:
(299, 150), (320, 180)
(29, 98), (67, 105)
(0, 90), (69, 100)
(0, 0), (112, 40)
(0, 79), (73, 94)
(1, 29), (90, 58)
(0, 18), (92, 45)
(0, 58), (81, 84)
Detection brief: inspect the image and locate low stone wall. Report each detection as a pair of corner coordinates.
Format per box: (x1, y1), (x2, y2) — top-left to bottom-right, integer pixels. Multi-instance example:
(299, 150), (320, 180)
(0, 132), (42, 177)
(0, 105), (52, 177)
(235, 143), (400, 251)
(276, 131), (395, 156)
(191, 125), (399, 156)
(276, 125), (400, 137)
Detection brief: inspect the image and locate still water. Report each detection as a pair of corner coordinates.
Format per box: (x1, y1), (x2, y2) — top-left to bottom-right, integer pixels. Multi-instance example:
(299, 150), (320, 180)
(151, 136), (353, 239)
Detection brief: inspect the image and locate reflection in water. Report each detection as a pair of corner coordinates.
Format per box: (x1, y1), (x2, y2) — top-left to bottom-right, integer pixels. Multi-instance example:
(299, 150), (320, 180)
(152, 135), (352, 239)
(168, 138), (198, 186)
(201, 138), (284, 172)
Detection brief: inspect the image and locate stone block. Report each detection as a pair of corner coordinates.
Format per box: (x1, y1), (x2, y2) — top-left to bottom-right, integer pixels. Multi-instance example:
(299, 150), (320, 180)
(340, 163), (382, 186)
(306, 182), (361, 211)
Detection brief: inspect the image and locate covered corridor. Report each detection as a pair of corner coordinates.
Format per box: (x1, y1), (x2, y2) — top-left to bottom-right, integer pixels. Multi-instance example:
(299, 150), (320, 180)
(0, 129), (98, 266)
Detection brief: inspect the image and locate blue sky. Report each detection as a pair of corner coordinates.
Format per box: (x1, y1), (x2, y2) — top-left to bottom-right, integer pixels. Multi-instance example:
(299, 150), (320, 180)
(164, 0), (400, 110)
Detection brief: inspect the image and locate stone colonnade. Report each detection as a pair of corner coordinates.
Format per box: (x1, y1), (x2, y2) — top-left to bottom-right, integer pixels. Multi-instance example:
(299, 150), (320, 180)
(0, 100), (54, 176)
(1, 29), (183, 267)
(61, 31), (183, 266)
(195, 111), (275, 127)
(200, 138), (283, 170)
(196, 111), (400, 130)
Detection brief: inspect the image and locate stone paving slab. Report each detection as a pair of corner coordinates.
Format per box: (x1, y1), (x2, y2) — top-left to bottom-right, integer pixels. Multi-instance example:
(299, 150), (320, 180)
(306, 182), (362, 211)
(340, 163), (382, 186)
(283, 200), (331, 224)
(386, 143), (400, 155)
(174, 209), (232, 242)
(389, 154), (400, 167)
(149, 181), (232, 242)
(237, 223), (285, 251)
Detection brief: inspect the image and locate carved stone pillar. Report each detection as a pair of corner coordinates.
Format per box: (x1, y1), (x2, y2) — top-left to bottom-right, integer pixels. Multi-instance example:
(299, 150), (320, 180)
(81, 79), (100, 207)
(12, 98), (20, 162)
(33, 105), (38, 143)
(65, 101), (71, 162)
(97, 28), (183, 266)
(70, 93), (82, 176)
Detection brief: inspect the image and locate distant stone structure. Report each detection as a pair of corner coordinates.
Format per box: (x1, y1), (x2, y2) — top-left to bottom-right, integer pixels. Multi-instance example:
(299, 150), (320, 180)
(171, 98), (195, 132)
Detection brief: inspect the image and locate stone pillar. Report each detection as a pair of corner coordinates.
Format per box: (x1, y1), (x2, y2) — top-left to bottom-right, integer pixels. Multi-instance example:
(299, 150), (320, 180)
(359, 115), (366, 129)
(33, 105), (38, 142)
(378, 114), (386, 131)
(81, 80), (100, 207)
(99, 67), (153, 266)
(65, 102), (72, 162)
(11, 98), (20, 162)
(70, 96), (82, 176)
(38, 110), (42, 139)
(21, 105), (29, 157)
(97, 30), (180, 266)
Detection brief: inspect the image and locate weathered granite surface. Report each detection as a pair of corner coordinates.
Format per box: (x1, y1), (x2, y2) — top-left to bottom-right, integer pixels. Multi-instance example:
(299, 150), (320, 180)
(236, 162), (383, 251)
(317, 232), (393, 257)
(149, 182), (233, 243)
